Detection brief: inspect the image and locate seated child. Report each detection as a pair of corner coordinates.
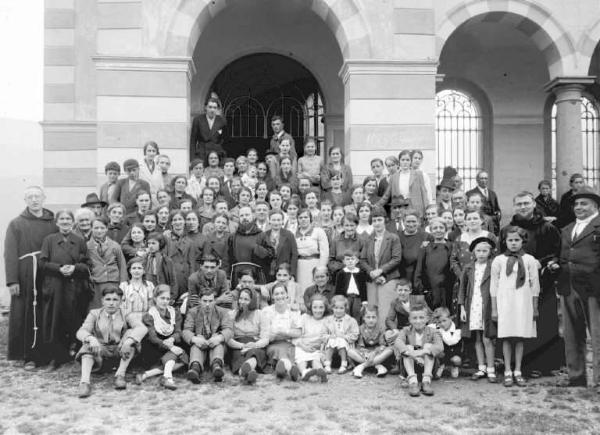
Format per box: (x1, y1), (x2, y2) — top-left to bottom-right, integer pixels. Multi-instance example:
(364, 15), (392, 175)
(324, 295), (360, 374)
(136, 285), (188, 390)
(183, 288), (233, 383)
(120, 257), (154, 316)
(432, 307), (462, 379)
(75, 286), (148, 398)
(334, 250), (368, 323)
(348, 305), (394, 378)
(188, 254), (232, 309)
(294, 294), (329, 382)
(384, 279), (412, 345)
(394, 303), (443, 397)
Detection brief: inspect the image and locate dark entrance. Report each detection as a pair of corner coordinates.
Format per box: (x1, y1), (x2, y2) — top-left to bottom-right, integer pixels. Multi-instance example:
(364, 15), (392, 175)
(209, 53), (325, 159)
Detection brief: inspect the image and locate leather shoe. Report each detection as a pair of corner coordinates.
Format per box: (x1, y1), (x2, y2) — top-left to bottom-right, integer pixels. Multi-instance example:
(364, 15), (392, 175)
(212, 364), (224, 382)
(161, 376), (177, 390)
(246, 370), (258, 385)
(408, 382), (420, 397)
(421, 380), (434, 396)
(114, 375), (127, 390)
(289, 365), (301, 382)
(78, 382), (91, 398)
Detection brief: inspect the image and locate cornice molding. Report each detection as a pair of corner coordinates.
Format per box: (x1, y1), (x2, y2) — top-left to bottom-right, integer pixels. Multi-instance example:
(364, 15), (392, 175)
(92, 55), (196, 81)
(339, 59), (439, 84)
(543, 76), (596, 92)
(40, 121), (97, 131)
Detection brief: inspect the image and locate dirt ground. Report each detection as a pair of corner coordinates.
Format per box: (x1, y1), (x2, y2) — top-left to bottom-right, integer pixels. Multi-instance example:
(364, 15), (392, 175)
(1, 317), (598, 435)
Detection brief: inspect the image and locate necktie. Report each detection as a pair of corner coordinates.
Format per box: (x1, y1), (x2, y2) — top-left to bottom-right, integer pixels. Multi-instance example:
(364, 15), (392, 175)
(202, 308), (211, 339)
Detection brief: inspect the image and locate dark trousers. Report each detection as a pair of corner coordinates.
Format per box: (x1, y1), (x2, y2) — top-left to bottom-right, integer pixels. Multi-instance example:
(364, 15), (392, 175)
(561, 290), (600, 386)
(347, 294), (363, 323)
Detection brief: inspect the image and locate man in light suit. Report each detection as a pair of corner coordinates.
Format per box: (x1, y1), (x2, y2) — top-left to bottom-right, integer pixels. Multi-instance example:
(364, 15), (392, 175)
(190, 97), (227, 162)
(467, 171), (501, 234)
(554, 186), (600, 390)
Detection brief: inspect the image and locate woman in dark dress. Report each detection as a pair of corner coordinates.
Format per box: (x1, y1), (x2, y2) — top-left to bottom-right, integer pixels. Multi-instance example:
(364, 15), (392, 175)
(39, 210), (91, 368)
(163, 210), (194, 303)
(398, 209), (430, 283)
(500, 192), (564, 376)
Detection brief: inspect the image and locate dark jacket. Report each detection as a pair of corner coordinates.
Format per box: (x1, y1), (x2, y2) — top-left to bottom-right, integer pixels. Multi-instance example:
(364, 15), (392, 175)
(163, 231), (193, 300)
(182, 304), (233, 343)
(303, 284), (335, 308)
(413, 241), (454, 307)
(334, 268), (368, 302)
(107, 221), (130, 244)
(500, 212), (560, 267)
(458, 261), (496, 339)
(189, 114), (227, 160)
(360, 231), (402, 281)
(269, 131), (297, 159)
(262, 229), (298, 280)
(385, 297), (411, 331)
(535, 194), (559, 219)
(328, 233), (365, 275)
(111, 178), (151, 215)
(466, 187), (501, 229)
(556, 190), (576, 229)
(558, 214), (600, 298)
(229, 222), (275, 270)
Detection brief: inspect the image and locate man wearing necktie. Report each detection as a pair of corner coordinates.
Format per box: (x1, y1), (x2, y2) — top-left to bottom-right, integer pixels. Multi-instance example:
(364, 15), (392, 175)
(555, 186), (600, 391)
(183, 288), (233, 383)
(467, 171), (501, 234)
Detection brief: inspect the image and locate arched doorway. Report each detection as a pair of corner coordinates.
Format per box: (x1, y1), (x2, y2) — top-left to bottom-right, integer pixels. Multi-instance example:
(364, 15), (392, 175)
(209, 53), (325, 159)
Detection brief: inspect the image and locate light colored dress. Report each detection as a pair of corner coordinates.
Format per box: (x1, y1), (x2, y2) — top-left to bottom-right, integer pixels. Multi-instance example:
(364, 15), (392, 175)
(294, 314), (327, 363)
(469, 262), (486, 331)
(490, 253), (540, 338)
(295, 226), (329, 297)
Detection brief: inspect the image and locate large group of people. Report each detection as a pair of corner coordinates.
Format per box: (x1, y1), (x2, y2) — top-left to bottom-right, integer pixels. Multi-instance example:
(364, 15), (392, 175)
(4, 102), (600, 399)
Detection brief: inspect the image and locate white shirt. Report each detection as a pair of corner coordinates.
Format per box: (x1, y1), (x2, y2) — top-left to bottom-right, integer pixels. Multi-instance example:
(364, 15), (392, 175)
(343, 267), (360, 296)
(478, 186), (489, 199)
(398, 171), (410, 198)
(572, 211), (599, 239)
(206, 115), (215, 130)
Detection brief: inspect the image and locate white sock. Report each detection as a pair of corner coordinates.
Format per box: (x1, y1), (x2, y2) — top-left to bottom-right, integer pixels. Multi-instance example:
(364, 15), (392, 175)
(478, 364), (486, 372)
(513, 370), (522, 377)
(282, 359), (292, 371)
(164, 360), (176, 378)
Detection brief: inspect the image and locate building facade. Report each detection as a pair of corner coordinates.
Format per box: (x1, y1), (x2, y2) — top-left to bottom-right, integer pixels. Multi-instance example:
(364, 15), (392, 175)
(42, 0), (600, 214)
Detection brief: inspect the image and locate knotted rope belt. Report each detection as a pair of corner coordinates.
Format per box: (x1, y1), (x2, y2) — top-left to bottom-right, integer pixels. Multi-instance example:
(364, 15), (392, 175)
(19, 251), (41, 348)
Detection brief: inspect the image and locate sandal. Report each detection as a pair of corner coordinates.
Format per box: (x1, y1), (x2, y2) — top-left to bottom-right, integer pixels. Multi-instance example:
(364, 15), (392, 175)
(471, 370), (486, 380)
(504, 375), (514, 387)
(514, 375), (527, 387)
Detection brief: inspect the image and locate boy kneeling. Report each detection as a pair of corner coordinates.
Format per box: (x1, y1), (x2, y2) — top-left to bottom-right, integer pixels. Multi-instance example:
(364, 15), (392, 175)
(76, 286), (148, 398)
(183, 287), (233, 383)
(394, 304), (443, 397)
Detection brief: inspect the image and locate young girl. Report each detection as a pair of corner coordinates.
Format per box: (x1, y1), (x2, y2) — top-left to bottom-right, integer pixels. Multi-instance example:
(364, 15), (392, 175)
(136, 285), (188, 390)
(363, 176), (381, 204)
(322, 171), (346, 207)
(294, 294), (329, 382)
(330, 206), (345, 240)
(458, 236), (497, 382)
(120, 257), (154, 315)
(349, 305), (394, 378)
(432, 307), (462, 379)
(356, 201), (373, 236)
(317, 200), (334, 236)
(491, 226), (540, 387)
(121, 223), (147, 262)
(278, 139), (298, 172)
(88, 217), (128, 309)
(324, 295), (359, 374)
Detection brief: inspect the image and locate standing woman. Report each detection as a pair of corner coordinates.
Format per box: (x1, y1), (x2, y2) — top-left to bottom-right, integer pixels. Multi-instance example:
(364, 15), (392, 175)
(256, 161), (276, 192)
(297, 139), (323, 187)
(285, 198), (301, 235)
(295, 209), (329, 297)
(275, 157), (298, 194)
(227, 287), (270, 384)
(106, 202), (129, 243)
(356, 201), (374, 237)
(411, 150), (434, 204)
(197, 187), (217, 230)
(184, 210), (204, 245)
(170, 176), (197, 210)
(73, 208), (94, 241)
(163, 210), (193, 303)
(156, 205), (171, 232)
(205, 213), (232, 275)
(360, 206), (402, 324)
(344, 185), (366, 216)
(398, 209), (430, 284)
(204, 151), (224, 179)
(377, 150), (429, 219)
(255, 181), (270, 204)
(39, 210), (91, 368)
(138, 141), (162, 203)
(321, 146), (353, 192)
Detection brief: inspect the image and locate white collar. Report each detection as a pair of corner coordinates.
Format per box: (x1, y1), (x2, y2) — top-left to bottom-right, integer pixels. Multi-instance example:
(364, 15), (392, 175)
(576, 211), (599, 225)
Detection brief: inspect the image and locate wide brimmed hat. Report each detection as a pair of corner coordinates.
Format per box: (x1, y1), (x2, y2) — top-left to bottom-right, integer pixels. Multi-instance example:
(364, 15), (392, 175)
(469, 236), (496, 252)
(571, 185), (600, 206)
(81, 193), (107, 208)
(391, 196), (409, 207)
(436, 178), (456, 191)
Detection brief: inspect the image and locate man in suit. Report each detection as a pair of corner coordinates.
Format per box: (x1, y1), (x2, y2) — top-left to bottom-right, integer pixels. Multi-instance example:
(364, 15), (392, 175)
(269, 115), (297, 160)
(386, 196), (409, 236)
(555, 186), (600, 390)
(188, 255), (232, 309)
(190, 97), (227, 162)
(556, 173), (586, 229)
(111, 159), (151, 214)
(467, 171), (501, 234)
(360, 206), (402, 325)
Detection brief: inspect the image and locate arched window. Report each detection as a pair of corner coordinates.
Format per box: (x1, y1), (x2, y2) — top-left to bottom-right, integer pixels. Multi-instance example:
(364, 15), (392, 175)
(304, 91), (325, 154)
(435, 89), (483, 190)
(551, 96), (600, 193)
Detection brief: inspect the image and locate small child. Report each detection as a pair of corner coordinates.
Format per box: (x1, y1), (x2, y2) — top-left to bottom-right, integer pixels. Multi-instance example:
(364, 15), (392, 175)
(87, 217), (128, 310)
(241, 165), (259, 196)
(491, 226), (540, 387)
(349, 305), (394, 378)
(432, 307), (462, 379)
(100, 161), (120, 204)
(384, 279), (413, 345)
(414, 217), (454, 309)
(334, 250), (368, 322)
(394, 304), (443, 397)
(120, 257), (154, 316)
(324, 295), (360, 374)
(136, 285), (188, 390)
(294, 294), (329, 382)
(458, 236), (497, 382)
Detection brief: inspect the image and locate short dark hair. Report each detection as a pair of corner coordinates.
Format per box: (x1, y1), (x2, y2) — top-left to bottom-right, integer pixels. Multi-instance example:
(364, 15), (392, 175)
(143, 141), (159, 155)
(147, 232), (166, 249)
(201, 254), (219, 265)
(206, 97), (220, 107)
(199, 287), (216, 298)
(102, 285), (123, 298)
(271, 115), (283, 123)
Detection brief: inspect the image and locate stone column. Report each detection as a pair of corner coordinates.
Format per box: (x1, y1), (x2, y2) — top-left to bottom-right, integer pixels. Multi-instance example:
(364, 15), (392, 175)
(340, 60), (437, 185)
(93, 56), (194, 185)
(545, 77), (595, 197)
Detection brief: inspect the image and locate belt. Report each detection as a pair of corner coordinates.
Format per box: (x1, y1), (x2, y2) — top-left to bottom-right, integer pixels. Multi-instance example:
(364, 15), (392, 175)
(19, 251), (41, 349)
(298, 254), (320, 260)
